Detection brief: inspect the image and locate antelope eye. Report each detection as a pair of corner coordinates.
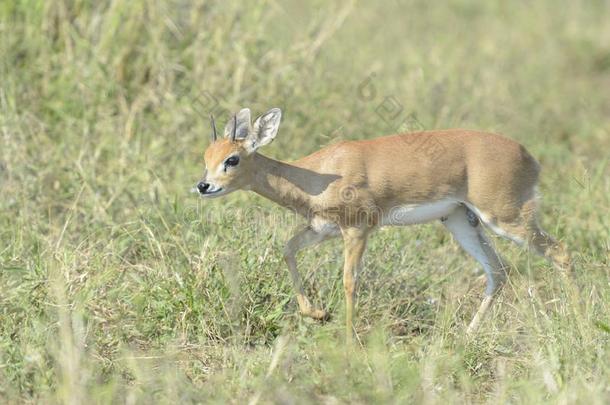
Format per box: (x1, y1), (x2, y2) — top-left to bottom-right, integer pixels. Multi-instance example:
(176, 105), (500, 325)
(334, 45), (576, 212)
(225, 156), (240, 167)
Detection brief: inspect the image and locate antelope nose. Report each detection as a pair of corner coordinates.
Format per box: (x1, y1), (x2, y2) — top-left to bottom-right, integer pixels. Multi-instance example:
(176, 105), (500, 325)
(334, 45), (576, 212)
(197, 181), (210, 193)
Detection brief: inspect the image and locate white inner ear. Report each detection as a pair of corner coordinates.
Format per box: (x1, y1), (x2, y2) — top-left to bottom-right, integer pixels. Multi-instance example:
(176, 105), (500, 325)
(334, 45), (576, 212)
(224, 108), (252, 139)
(234, 121), (250, 139)
(251, 108), (281, 149)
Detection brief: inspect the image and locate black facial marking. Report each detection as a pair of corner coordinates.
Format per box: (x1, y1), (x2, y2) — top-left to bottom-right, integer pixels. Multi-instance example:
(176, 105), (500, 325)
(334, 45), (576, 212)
(466, 208), (479, 227)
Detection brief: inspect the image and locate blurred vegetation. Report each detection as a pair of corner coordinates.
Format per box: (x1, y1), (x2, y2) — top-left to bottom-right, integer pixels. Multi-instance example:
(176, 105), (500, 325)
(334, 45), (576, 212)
(0, 0), (609, 403)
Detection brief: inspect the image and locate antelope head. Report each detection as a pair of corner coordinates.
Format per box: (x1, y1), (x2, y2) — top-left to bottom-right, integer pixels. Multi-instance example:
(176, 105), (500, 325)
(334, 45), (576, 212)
(196, 107), (282, 198)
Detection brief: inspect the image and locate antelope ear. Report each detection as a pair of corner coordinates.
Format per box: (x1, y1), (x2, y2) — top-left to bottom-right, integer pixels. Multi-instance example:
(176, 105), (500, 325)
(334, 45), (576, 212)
(246, 108), (282, 152)
(223, 108), (251, 140)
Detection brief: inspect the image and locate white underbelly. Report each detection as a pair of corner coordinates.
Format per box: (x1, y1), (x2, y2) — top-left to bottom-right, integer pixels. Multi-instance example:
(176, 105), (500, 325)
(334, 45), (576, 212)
(380, 199), (458, 226)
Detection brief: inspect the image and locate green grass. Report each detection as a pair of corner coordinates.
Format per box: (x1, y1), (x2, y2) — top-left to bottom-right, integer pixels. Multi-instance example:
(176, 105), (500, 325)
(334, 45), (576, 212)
(1, 0), (609, 403)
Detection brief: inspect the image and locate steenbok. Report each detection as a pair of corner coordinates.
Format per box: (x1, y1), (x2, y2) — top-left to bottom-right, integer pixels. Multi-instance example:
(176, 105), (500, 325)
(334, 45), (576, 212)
(195, 107), (571, 343)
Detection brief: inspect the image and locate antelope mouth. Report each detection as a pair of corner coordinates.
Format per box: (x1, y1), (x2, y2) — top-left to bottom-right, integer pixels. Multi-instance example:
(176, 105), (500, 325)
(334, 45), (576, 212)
(200, 187), (225, 197)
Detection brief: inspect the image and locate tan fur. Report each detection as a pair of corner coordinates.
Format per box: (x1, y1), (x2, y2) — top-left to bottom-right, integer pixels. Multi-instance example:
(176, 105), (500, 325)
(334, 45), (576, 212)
(199, 115), (571, 342)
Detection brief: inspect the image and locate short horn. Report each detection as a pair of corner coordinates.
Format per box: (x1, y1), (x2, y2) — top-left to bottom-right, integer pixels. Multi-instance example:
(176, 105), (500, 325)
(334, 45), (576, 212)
(210, 114), (217, 143)
(230, 114), (237, 142)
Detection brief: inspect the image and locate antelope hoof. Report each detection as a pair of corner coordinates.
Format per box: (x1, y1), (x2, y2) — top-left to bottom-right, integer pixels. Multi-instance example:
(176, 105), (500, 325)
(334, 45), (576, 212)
(297, 295), (330, 321)
(302, 307), (330, 321)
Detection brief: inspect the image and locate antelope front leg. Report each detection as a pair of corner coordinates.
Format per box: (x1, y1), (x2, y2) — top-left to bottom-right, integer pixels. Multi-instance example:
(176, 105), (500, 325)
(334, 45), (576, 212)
(283, 226), (337, 320)
(466, 295), (494, 334)
(341, 227), (369, 345)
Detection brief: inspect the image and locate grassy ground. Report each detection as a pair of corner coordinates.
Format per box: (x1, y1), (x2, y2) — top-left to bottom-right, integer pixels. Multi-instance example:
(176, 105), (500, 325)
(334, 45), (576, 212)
(1, 0), (609, 403)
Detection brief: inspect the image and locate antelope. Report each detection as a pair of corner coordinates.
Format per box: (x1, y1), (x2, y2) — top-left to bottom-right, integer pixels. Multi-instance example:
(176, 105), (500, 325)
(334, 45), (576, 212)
(195, 107), (571, 343)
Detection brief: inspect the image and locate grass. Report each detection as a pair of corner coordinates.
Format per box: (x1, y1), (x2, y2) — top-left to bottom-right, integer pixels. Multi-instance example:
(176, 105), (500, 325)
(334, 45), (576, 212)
(1, 0), (609, 403)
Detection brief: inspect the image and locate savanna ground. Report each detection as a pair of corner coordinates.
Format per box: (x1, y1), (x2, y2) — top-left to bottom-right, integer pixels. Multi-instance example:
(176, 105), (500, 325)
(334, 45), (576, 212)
(1, 1), (609, 403)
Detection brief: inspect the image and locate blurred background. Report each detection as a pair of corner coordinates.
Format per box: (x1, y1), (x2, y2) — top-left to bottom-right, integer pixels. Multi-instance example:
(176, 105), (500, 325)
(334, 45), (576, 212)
(1, 1), (609, 403)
